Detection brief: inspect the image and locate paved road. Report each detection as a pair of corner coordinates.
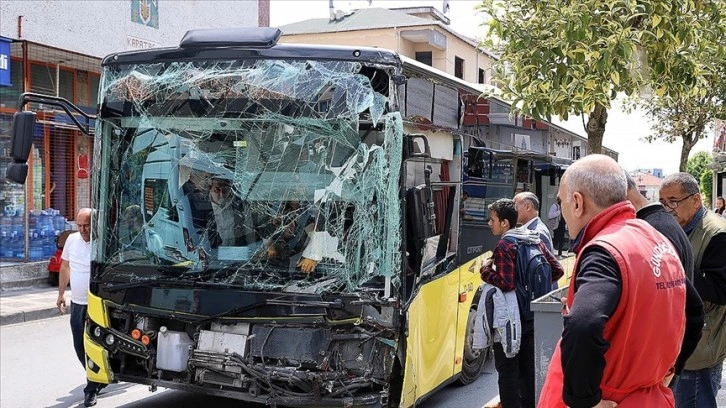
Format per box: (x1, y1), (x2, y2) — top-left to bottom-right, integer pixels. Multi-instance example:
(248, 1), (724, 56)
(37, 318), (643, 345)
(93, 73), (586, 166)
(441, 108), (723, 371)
(0, 316), (498, 408)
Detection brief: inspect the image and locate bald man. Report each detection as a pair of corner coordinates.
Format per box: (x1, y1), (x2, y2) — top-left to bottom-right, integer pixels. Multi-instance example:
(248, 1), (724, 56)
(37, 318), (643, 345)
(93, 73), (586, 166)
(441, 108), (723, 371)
(538, 155), (689, 408)
(57, 208), (105, 407)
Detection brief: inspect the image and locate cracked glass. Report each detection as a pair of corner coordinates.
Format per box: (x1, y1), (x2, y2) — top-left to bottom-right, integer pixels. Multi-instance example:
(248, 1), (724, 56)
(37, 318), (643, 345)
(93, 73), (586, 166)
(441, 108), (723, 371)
(94, 59), (402, 294)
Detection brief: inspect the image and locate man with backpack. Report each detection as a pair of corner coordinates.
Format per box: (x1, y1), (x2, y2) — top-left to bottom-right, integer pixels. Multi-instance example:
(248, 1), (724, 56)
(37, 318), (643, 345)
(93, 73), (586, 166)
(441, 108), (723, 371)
(481, 198), (564, 408)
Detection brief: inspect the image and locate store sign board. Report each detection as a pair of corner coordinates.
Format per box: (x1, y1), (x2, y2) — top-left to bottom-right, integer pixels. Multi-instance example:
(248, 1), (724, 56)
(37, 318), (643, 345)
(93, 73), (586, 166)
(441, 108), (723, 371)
(0, 37), (11, 88)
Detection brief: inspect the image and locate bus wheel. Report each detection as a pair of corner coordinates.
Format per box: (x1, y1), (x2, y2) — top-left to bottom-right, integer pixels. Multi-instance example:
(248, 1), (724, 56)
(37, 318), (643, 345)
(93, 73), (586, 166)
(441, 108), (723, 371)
(457, 306), (488, 385)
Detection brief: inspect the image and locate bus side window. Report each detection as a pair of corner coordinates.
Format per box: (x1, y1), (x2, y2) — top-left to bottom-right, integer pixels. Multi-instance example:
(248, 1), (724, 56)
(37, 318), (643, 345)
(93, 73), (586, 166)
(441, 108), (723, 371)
(406, 165), (457, 274)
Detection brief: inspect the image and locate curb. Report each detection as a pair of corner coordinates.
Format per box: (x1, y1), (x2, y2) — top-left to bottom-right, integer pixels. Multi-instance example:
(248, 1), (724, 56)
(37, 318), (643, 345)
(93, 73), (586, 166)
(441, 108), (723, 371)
(0, 277), (49, 291)
(0, 307), (61, 326)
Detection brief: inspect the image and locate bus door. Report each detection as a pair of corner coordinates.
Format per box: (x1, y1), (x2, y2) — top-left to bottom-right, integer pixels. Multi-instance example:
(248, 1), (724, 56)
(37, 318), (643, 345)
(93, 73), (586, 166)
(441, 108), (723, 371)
(459, 148), (515, 264)
(400, 134), (462, 404)
(534, 161), (569, 229)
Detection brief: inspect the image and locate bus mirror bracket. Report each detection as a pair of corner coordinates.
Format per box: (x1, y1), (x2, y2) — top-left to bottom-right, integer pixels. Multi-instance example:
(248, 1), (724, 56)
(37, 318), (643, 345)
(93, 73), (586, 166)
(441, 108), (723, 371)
(403, 133), (431, 160)
(6, 111), (36, 184)
(6, 93), (97, 184)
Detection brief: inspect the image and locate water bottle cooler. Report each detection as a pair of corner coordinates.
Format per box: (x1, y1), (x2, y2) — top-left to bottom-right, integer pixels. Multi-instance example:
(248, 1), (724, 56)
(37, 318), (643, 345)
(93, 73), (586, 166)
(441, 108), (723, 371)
(1, 208), (71, 260)
(0, 232), (12, 258)
(53, 210), (66, 231)
(11, 211), (23, 235)
(12, 231), (24, 259)
(0, 209), (12, 236)
(28, 229), (43, 261)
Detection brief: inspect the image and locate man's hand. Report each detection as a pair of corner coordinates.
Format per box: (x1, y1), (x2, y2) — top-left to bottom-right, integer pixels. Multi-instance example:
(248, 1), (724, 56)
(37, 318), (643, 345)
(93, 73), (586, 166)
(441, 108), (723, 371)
(483, 257), (493, 268)
(298, 257), (319, 273)
(561, 296), (570, 316)
(592, 400), (617, 408)
(56, 294), (67, 315)
(662, 372), (675, 387)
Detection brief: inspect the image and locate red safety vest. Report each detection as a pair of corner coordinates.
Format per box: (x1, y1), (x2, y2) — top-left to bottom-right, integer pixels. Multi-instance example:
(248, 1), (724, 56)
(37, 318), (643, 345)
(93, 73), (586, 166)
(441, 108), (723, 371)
(538, 202), (686, 408)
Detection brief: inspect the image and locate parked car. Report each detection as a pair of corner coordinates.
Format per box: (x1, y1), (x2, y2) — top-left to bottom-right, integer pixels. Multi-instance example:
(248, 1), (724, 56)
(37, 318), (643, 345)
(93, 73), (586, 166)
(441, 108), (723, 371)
(47, 230), (74, 286)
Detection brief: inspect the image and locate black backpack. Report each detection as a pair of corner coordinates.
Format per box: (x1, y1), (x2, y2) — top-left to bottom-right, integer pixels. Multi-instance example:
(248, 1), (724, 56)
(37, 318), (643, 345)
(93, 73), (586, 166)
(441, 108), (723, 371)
(504, 237), (553, 320)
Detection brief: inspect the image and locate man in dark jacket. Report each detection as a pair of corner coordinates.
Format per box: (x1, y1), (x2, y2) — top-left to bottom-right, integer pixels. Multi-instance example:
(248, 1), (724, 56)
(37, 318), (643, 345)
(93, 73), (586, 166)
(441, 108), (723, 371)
(625, 171), (704, 384)
(660, 172), (726, 408)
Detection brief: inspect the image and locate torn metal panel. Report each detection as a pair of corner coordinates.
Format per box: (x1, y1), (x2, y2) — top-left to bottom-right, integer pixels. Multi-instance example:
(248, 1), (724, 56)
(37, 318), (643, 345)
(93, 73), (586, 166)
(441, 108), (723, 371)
(404, 77), (434, 120)
(432, 83), (460, 129)
(95, 59), (403, 294)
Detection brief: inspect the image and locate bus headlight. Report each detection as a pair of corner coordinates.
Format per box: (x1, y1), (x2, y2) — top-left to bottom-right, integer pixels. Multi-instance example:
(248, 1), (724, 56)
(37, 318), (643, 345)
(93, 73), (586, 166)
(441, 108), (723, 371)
(105, 334), (116, 346)
(93, 326), (102, 338)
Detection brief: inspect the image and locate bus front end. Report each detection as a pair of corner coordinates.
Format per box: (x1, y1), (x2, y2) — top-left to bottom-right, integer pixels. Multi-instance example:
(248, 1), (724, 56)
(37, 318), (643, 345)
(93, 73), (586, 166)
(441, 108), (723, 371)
(86, 31), (406, 407)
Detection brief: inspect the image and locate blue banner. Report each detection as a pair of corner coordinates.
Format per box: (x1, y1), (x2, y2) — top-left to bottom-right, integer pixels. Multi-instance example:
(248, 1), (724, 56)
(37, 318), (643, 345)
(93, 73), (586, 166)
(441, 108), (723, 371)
(0, 37), (11, 88)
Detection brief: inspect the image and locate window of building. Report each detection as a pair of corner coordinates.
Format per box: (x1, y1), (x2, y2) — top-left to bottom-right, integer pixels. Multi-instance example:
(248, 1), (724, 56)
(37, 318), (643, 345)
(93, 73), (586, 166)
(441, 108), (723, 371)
(415, 51), (432, 66)
(455, 57), (464, 79)
(478, 68), (486, 84)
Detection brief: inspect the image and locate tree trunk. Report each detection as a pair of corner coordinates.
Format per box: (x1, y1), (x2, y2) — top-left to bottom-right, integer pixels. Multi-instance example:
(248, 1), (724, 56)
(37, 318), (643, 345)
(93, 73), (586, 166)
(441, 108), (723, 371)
(585, 103), (608, 155)
(679, 133), (697, 172)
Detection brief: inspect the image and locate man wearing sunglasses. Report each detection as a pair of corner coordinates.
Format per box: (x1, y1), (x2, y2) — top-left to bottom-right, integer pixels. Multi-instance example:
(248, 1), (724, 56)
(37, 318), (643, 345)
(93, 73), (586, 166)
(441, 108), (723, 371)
(660, 172), (726, 408)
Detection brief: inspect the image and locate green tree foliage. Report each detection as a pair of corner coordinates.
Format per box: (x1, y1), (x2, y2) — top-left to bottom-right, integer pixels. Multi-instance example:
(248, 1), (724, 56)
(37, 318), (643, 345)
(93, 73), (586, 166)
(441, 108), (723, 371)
(477, 0), (724, 154)
(642, 2), (726, 172)
(701, 170), (713, 206)
(687, 150), (713, 182)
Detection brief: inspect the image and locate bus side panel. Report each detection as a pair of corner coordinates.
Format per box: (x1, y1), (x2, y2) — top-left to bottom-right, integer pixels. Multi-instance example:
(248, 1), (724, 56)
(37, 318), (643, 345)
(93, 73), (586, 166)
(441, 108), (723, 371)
(453, 255), (486, 375)
(558, 255), (576, 287)
(400, 270), (460, 406)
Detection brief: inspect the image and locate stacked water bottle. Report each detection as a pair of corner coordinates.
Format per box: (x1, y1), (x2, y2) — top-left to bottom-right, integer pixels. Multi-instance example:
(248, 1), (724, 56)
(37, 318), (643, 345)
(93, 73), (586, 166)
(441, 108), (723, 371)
(0, 207), (72, 260)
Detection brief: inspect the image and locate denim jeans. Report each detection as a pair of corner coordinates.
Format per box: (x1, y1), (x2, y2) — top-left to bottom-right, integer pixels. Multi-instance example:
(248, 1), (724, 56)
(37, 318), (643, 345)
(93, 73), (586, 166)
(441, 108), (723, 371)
(492, 319), (535, 408)
(671, 362), (723, 408)
(70, 302), (103, 395)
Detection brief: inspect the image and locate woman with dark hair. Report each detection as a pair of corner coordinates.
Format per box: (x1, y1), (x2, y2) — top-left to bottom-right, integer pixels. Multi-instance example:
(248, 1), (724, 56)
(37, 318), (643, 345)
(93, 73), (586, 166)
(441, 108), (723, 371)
(715, 196), (725, 217)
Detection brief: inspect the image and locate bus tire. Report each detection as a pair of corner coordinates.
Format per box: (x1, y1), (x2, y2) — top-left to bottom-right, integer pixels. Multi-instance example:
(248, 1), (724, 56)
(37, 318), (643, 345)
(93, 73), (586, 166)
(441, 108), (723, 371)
(457, 304), (488, 385)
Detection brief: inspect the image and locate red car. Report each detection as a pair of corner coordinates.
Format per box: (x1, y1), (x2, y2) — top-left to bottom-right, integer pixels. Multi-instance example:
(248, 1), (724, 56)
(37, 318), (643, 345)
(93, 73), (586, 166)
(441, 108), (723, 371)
(47, 230), (73, 286)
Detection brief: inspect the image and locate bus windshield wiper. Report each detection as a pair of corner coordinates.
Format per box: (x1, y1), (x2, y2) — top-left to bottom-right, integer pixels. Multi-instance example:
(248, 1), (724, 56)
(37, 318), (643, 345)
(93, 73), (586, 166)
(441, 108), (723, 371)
(101, 278), (229, 293)
(197, 297), (343, 323)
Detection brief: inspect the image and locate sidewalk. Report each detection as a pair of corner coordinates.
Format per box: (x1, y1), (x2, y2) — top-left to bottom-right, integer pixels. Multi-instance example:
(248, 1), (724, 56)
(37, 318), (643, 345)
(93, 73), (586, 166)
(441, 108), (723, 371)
(0, 286), (65, 326)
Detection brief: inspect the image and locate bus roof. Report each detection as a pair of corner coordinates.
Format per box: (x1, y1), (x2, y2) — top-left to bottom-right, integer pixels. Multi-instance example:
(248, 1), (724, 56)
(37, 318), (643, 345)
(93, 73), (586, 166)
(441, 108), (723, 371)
(103, 28), (401, 67)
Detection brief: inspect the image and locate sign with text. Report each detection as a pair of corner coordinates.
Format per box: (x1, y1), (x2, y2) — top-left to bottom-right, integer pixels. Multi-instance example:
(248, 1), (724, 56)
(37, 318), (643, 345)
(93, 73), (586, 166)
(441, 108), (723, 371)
(0, 37), (11, 87)
(127, 35), (161, 51)
(131, 0), (159, 28)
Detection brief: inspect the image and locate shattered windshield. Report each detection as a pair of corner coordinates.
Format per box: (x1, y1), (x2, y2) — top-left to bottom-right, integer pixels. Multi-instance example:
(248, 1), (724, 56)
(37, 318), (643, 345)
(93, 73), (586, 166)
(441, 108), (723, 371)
(94, 59), (403, 294)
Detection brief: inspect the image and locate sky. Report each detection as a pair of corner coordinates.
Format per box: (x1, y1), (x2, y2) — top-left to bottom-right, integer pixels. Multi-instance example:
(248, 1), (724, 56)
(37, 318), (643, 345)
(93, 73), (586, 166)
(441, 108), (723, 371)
(269, 0), (714, 175)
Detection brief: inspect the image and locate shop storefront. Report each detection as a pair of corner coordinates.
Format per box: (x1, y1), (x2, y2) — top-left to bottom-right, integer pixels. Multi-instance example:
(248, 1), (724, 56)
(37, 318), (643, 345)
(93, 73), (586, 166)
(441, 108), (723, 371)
(0, 40), (100, 261)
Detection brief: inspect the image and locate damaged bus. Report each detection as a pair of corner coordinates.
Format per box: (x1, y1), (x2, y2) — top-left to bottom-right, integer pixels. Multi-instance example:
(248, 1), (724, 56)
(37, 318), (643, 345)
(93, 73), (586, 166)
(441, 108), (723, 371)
(5, 27), (566, 407)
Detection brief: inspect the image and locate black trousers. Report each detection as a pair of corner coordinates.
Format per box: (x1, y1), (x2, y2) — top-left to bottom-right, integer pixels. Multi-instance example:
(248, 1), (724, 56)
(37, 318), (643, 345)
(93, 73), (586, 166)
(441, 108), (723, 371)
(70, 302), (103, 395)
(552, 227), (567, 256)
(492, 319), (535, 408)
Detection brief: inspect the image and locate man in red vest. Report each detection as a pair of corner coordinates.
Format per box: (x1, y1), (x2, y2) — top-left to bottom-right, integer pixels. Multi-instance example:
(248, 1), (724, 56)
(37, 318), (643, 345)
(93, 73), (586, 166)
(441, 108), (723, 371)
(538, 155), (693, 408)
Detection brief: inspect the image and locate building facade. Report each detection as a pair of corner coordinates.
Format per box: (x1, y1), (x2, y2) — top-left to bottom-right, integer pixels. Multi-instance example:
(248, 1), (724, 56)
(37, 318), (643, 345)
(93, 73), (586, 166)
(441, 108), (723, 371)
(0, 0), (268, 261)
(629, 171), (664, 203)
(277, 6), (618, 162)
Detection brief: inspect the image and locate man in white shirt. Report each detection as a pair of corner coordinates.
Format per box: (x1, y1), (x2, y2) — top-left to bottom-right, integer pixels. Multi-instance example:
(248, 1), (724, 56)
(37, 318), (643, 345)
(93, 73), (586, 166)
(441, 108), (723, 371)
(514, 191), (554, 253)
(56, 208), (104, 407)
